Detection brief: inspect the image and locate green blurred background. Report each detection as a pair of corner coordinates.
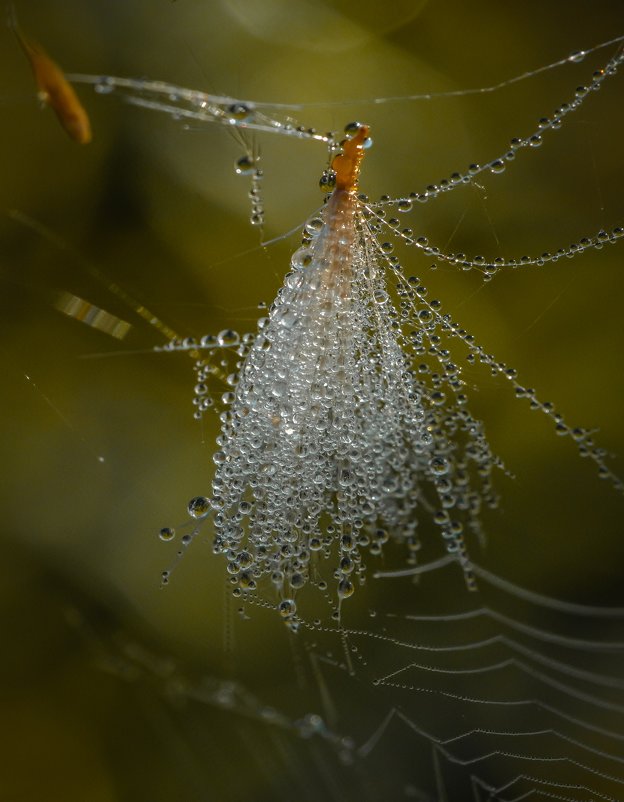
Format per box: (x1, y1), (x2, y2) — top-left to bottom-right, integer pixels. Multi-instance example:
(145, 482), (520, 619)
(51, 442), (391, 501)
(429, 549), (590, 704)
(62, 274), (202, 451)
(1, 1), (624, 799)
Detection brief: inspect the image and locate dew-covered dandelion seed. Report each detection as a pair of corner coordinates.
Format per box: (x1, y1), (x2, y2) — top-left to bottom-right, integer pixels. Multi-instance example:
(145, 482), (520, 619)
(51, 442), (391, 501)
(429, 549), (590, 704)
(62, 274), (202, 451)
(187, 124), (502, 624)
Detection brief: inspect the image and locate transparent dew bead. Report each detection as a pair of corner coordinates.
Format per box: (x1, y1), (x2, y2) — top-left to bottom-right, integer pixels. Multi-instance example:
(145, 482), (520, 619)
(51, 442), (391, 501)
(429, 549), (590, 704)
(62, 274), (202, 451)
(430, 456), (449, 475)
(304, 217), (324, 236)
(217, 329), (240, 347)
(319, 169), (337, 191)
(568, 49), (587, 63)
(237, 551), (254, 569)
(234, 572), (250, 591)
(278, 598), (297, 618)
(339, 556), (354, 574)
(158, 527), (175, 542)
(235, 155), (256, 175)
(291, 247), (313, 271)
(290, 573), (306, 589)
(338, 579), (354, 599)
(227, 102), (254, 121)
(187, 496), (210, 518)
(434, 510), (450, 526)
(344, 120), (363, 134)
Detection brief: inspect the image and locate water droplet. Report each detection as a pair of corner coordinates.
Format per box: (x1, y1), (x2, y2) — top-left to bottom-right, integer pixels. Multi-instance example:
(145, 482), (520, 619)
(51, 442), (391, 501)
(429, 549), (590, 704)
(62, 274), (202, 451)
(227, 102), (254, 121)
(430, 457), (449, 475)
(568, 49), (586, 63)
(291, 247), (313, 271)
(187, 496), (210, 518)
(235, 155), (256, 175)
(374, 290), (389, 304)
(278, 598), (297, 618)
(338, 579), (354, 599)
(200, 334), (217, 348)
(217, 329), (240, 347)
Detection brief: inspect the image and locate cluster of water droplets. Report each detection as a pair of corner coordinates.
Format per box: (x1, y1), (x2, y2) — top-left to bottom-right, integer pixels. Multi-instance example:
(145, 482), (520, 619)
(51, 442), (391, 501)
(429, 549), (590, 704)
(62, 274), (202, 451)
(197, 187), (506, 625)
(366, 209), (624, 280)
(362, 44), (624, 278)
(235, 150), (264, 228)
(88, 75), (334, 144)
(374, 44), (624, 211)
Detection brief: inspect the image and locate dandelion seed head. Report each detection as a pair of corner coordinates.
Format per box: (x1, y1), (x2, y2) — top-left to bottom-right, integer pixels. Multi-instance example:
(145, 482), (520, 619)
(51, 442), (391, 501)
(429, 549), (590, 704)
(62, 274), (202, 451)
(206, 126), (499, 615)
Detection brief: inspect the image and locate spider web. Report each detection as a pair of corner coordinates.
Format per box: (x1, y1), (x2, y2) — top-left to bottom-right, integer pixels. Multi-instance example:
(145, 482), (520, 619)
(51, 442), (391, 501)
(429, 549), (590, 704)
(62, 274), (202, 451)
(72, 551), (624, 801)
